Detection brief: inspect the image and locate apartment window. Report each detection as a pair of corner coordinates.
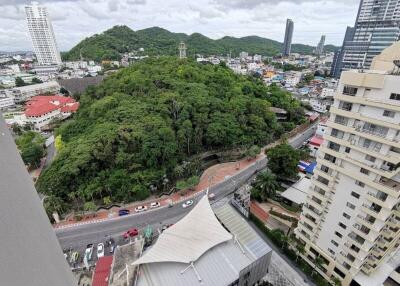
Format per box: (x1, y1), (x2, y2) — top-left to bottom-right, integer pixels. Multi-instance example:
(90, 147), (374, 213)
(320, 165), (330, 174)
(334, 267), (345, 279)
(328, 248), (336, 256)
(345, 147), (351, 153)
(335, 231), (343, 238)
(343, 213), (351, 219)
(334, 115), (348, 126)
(343, 86), (358, 96)
(317, 176), (329, 186)
(360, 168), (370, 175)
(331, 240), (339, 247)
(328, 141), (341, 152)
(389, 93), (400, 101)
(383, 110), (395, 118)
(365, 155), (376, 162)
(331, 128), (344, 139)
(324, 153), (336, 164)
(355, 180), (365, 188)
(338, 222), (347, 229)
(346, 202), (356, 210)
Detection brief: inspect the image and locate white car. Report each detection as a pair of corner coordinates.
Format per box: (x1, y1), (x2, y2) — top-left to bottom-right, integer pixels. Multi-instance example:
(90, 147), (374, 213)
(182, 200), (194, 208)
(135, 205), (148, 213)
(150, 202), (160, 209)
(84, 244), (94, 261)
(97, 243), (104, 258)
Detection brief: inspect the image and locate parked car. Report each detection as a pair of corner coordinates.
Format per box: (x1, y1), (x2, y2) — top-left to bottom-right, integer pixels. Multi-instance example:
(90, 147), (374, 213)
(97, 243), (104, 258)
(208, 193), (215, 200)
(123, 228), (139, 239)
(118, 209), (130, 216)
(150, 202), (160, 209)
(106, 238), (115, 253)
(84, 244), (94, 261)
(135, 205), (148, 213)
(182, 200), (194, 208)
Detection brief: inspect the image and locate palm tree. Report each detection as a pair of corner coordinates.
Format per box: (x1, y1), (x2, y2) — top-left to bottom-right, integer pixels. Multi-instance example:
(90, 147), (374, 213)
(312, 256), (324, 277)
(295, 244), (305, 262)
(252, 170), (279, 201)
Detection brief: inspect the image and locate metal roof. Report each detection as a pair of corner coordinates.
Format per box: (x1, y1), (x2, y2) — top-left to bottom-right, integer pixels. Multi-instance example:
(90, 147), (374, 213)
(281, 176), (311, 205)
(133, 196), (233, 265)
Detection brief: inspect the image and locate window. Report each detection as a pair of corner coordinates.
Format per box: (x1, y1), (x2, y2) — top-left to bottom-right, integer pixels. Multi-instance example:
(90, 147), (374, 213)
(383, 110), (395, 118)
(360, 168), (370, 175)
(328, 248), (336, 256)
(365, 155), (376, 162)
(355, 180), (365, 188)
(351, 191), (360, 199)
(335, 231), (343, 238)
(334, 267), (345, 279)
(346, 202), (356, 210)
(343, 213), (351, 219)
(328, 141), (341, 152)
(331, 240), (339, 247)
(345, 147), (351, 153)
(390, 93), (400, 101)
(343, 86), (358, 96)
(320, 165), (330, 173)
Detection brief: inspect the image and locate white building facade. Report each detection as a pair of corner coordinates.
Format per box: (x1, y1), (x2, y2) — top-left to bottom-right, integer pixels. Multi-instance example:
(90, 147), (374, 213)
(25, 2), (62, 66)
(11, 81), (60, 103)
(295, 43), (400, 286)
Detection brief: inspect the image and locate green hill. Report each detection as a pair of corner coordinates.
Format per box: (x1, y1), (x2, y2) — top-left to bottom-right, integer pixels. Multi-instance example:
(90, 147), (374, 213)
(37, 57), (305, 213)
(63, 25), (338, 62)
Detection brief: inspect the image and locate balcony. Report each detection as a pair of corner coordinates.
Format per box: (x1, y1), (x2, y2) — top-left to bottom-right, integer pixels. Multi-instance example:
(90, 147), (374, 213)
(348, 232), (365, 247)
(338, 102), (353, 112)
(304, 203), (322, 216)
(353, 223), (370, 235)
(334, 115), (349, 126)
(343, 86), (358, 96)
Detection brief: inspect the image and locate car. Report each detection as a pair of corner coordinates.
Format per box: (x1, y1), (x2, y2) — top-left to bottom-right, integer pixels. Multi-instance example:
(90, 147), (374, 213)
(182, 199), (194, 208)
(106, 238), (115, 253)
(97, 243), (104, 258)
(123, 228), (139, 239)
(84, 244), (94, 261)
(150, 202), (160, 209)
(118, 209), (130, 216)
(135, 205), (148, 213)
(208, 193), (215, 200)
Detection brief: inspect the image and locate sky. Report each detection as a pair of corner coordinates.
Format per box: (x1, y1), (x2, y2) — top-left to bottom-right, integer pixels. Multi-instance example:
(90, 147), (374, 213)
(0, 0), (361, 52)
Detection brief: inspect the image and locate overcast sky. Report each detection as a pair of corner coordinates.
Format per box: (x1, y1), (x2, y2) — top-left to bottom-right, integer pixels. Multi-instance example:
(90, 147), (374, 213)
(0, 0), (361, 52)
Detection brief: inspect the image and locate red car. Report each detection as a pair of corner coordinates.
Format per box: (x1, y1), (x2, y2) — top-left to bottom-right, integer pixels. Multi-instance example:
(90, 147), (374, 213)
(123, 228), (139, 239)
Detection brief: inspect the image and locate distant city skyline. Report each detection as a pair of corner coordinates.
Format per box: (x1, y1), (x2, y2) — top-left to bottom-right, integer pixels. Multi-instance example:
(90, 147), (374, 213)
(0, 0), (361, 51)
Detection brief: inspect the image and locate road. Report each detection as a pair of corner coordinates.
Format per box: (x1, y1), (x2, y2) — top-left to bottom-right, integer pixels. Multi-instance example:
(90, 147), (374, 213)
(55, 123), (316, 276)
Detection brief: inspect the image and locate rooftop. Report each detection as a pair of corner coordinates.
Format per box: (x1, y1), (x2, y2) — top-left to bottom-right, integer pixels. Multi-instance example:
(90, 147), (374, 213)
(281, 174), (312, 205)
(92, 256), (113, 286)
(13, 81), (60, 92)
(135, 198), (271, 286)
(25, 95), (79, 117)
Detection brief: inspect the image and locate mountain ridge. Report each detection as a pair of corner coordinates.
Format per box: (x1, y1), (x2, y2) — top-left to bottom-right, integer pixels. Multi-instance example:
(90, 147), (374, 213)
(63, 25), (339, 62)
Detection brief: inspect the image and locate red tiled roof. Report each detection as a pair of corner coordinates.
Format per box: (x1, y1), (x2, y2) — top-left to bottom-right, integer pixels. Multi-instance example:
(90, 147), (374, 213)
(24, 95), (78, 117)
(60, 102), (80, 113)
(92, 256), (113, 286)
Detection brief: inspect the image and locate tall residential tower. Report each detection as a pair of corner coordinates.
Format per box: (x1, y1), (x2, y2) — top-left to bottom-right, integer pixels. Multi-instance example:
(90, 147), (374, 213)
(339, 0), (400, 73)
(295, 42), (400, 286)
(25, 1), (62, 66)
(282, 19), (294, 57)
(315, 35), (326, 56)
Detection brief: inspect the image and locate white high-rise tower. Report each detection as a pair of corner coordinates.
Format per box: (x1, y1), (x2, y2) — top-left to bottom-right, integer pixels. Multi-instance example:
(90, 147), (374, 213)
(295, 42), (400, 286)
(25, 1), (62, 66)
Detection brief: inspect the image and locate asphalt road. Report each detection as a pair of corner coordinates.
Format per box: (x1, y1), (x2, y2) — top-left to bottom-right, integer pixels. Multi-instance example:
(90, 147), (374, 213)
(55, 123), (317, 267)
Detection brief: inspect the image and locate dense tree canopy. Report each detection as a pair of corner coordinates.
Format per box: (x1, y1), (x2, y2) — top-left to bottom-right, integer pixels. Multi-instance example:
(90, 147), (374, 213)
(267, 144), (305, 179)
(16, 131), (46, 168)
(63, 26), (339, 62)
(37, 58), (304, 212)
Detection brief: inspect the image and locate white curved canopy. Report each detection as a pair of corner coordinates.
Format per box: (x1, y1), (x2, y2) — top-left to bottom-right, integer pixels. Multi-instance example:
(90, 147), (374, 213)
(133, 195), (233, 265)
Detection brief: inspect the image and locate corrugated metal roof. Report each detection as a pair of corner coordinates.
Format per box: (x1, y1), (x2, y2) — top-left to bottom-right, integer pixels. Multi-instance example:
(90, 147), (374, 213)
(92, 256), (113, 286)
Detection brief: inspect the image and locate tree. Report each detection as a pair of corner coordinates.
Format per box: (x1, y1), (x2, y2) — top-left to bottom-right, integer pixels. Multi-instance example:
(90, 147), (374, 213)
(251, 170), (279, 201)
(21, 144), (45, 168)
(15, 77), (26, 87)
(295, 244), (305, 262)
(176, 176), (200, 191)
(11, 123), (22, 135)
(32, 77), (43, 84)
(312, 256), (325, 277)
(267, 144), (302, 179)
(84, 201), (97, 212)
(245, 145), (261, 160)
(54, 135), (65, 152)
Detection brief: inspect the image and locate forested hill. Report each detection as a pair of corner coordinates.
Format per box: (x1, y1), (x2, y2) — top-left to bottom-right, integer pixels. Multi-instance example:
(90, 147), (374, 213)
(37, 58), (305, 214)
(63, 25), (338, 62)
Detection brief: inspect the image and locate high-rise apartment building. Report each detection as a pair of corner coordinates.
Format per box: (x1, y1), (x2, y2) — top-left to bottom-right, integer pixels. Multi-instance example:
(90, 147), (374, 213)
(315, 35), (326, 56)
(295, 42), (400, 286)
(330, 27), (356, 78)
(25, 1), (62, 66)
(339, 0), (400, 72)
(282, 19), (294, 57)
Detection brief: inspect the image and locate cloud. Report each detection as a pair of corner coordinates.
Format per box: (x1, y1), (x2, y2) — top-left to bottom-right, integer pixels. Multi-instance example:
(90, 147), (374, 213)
(0, 0), (361, 51)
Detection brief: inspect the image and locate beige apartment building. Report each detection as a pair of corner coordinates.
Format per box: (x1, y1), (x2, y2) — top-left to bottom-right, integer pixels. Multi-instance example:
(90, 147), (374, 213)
(295, 42), (400, 286)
